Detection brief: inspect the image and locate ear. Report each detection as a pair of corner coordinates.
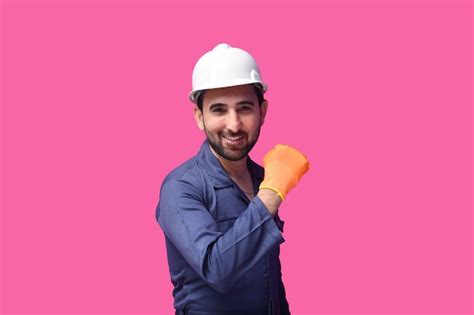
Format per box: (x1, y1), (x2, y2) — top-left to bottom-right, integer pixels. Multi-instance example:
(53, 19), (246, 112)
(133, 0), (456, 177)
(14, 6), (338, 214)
(193, 106), (204, 130)
(259, 100), (268, 126)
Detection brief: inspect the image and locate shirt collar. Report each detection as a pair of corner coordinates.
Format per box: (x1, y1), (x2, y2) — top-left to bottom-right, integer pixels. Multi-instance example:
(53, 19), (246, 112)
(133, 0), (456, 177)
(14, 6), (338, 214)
(197, 139), (264, 189)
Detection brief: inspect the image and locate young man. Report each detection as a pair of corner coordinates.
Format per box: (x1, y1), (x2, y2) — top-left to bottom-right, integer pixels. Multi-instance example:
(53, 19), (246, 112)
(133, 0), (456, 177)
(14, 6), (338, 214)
(156, 43), (309, 315)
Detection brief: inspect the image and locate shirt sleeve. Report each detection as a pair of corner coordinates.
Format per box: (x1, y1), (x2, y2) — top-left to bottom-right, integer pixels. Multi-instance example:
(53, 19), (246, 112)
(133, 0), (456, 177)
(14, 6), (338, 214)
(276, 250), (291, 314)
(157, 178), (285, 293)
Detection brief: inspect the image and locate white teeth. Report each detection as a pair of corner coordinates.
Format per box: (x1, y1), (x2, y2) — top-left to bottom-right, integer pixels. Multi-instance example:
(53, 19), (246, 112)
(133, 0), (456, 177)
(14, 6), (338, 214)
(223, 135), (243, 141)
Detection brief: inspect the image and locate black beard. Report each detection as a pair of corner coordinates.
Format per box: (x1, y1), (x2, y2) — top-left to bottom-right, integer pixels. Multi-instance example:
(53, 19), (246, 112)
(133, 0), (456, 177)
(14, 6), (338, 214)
(205, 129), (260, 161)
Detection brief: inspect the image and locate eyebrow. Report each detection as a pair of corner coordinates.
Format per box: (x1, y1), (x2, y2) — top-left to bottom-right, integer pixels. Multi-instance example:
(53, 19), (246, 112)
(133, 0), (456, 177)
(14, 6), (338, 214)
(236, 100), (255, 106)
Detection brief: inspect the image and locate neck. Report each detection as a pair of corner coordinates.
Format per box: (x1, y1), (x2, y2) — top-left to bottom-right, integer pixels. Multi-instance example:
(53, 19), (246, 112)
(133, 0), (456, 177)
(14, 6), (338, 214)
(209, 145), (248, 180)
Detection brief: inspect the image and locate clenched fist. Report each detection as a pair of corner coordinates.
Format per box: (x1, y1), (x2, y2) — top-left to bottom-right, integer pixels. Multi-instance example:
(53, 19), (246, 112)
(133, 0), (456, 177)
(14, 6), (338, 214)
(259, 144), (310, 200)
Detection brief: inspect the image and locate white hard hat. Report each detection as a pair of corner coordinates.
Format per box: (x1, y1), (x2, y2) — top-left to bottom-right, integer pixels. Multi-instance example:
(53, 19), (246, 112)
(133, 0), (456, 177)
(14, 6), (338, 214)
(189, 43), (268, 103)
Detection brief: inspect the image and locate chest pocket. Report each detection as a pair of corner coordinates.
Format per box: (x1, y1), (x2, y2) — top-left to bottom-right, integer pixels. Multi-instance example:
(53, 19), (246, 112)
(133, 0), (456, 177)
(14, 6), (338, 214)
(214, 185), (248, 225)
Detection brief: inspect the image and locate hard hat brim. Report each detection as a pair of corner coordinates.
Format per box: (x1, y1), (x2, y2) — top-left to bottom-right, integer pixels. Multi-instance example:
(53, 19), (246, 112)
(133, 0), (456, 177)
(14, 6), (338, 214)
(189, 81), (268, 104)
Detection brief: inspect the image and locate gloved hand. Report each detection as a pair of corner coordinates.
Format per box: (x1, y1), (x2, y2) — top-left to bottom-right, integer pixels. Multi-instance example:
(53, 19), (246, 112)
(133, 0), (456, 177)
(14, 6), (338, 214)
(259, 144), (310, 200)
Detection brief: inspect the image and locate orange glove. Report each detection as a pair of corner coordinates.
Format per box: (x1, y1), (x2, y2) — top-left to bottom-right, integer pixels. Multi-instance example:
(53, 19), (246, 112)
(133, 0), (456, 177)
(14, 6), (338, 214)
(259, 144), (310, 200)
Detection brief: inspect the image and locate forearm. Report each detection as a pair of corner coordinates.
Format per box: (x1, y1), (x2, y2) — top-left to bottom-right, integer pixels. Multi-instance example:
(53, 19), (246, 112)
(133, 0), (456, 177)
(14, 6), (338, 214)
(199, 196), (284, 292)
(158, 179), (285, 293)
(257, 189), (282, 217)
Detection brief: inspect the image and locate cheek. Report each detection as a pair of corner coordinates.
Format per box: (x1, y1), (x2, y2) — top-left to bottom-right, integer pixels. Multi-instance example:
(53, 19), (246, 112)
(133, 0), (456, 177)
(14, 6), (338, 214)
(203, 117), (225, 133)
(244, 116), (262, 130)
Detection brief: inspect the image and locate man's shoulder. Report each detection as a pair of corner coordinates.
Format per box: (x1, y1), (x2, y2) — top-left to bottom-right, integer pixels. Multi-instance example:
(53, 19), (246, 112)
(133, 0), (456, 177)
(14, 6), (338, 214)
(163, 155), (197, 180)
(161, 155), (207, 190)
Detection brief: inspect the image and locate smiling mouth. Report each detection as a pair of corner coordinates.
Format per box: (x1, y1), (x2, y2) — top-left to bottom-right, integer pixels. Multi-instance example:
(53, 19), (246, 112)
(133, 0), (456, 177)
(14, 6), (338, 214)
(222, 134), (244, 142)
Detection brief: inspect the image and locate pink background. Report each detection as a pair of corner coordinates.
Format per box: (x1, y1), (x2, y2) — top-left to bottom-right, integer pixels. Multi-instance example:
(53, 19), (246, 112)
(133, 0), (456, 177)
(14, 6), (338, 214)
(1, 1), (472, 314)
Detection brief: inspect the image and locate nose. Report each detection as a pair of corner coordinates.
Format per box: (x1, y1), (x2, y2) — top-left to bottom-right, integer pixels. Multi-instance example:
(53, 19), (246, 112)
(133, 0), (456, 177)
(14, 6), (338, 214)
(226, 110), (242, 133)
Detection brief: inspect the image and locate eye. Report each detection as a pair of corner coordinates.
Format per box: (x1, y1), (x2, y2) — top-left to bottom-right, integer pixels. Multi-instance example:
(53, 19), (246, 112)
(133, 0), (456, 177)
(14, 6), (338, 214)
(238, 106), (252, 112)
(211, 107), (225, 113)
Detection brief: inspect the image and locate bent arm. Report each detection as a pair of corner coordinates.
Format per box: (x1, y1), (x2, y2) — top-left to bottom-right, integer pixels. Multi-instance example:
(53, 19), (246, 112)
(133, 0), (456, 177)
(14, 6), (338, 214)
(157, 178), (284, 293)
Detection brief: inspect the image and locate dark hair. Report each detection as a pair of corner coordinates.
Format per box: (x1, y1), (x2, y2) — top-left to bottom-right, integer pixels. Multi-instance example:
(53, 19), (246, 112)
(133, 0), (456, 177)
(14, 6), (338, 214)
(196, 84), (264, 112)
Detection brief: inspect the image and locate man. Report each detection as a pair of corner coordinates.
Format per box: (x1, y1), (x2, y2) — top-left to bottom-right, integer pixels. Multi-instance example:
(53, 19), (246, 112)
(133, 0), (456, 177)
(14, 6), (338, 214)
(156, 43), (310, 315)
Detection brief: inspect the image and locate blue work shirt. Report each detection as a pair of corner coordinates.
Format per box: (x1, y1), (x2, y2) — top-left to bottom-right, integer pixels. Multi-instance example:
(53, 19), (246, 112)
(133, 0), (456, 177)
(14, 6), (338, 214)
(156, 140), (290, 314)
